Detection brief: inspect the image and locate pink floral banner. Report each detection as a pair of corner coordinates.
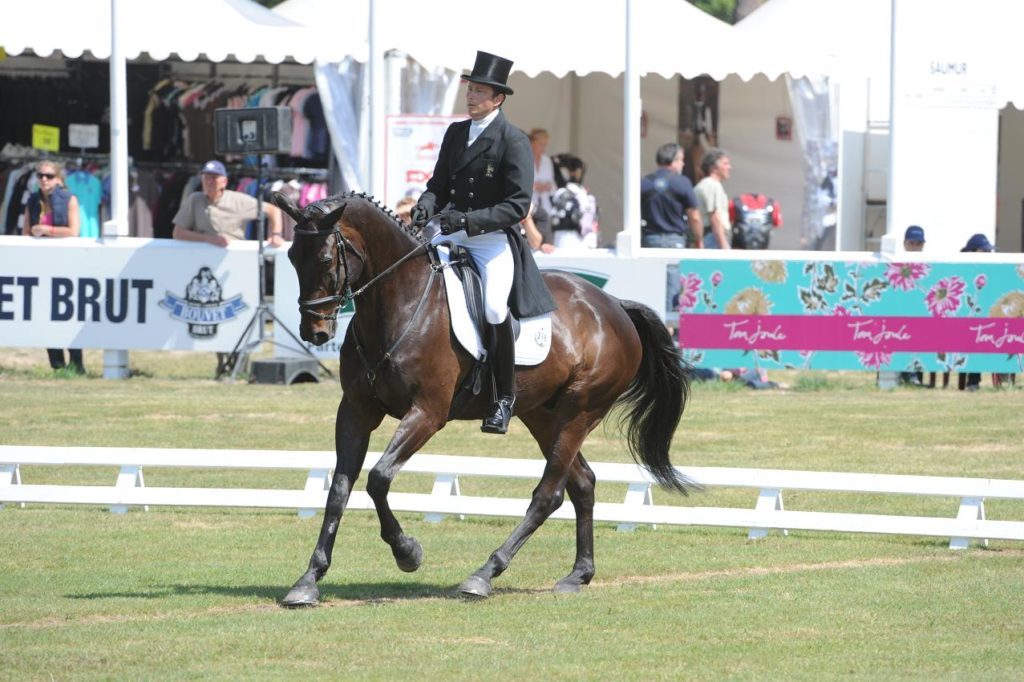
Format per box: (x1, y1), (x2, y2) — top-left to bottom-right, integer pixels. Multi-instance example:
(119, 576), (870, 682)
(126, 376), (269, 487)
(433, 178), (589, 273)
(672, 259), (1024, 372)
(679, 314), (1024, 354)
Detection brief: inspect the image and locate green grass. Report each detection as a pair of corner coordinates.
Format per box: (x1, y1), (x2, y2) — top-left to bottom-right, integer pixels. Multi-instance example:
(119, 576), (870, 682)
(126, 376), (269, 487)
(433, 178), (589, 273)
(1, 348), (1023, 680)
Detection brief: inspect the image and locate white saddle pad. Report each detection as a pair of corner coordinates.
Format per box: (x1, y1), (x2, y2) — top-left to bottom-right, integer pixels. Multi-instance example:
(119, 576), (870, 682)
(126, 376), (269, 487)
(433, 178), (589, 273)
(436, 245), (551, 366)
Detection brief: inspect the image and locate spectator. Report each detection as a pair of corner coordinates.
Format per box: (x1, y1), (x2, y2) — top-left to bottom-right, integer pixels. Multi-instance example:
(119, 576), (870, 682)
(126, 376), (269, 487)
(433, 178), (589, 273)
(522, 202), (555, 254)
(172, 160), (283, 248)
(394, 196), (416, 226)
(22, 160), (85, 375)
(529, 128), (556, 215)
(900, 225), (927, 386)
(903, 224), (925, 252)
(694, 148), (732, 249)
(173, 159), (284, 376)
(960, 233), (995, 392)
(640, 142), (703, 249)
(548, 154), (599, 250)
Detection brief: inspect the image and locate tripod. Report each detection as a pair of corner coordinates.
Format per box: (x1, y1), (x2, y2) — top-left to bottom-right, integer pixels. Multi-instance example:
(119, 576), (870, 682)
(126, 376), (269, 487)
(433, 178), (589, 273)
(218, 161), (333, 381)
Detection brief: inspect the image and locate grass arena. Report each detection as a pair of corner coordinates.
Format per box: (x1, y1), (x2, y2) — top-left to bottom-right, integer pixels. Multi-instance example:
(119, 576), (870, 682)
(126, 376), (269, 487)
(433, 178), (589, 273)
(2, 348), (1023, 679)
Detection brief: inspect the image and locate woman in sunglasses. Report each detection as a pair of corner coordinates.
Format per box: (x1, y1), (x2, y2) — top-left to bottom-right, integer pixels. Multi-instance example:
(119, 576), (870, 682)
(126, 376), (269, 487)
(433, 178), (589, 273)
(23, 161), (81, 239)
(22, 160), (86, 374)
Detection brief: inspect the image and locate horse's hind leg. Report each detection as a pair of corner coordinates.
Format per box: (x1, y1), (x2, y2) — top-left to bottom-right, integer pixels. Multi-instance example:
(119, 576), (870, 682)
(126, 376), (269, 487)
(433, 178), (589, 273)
(554, 453), (597, 593)
(282, 397), (383, 608)
(365, 405), (444, 573)
(459, 412), (594, 598)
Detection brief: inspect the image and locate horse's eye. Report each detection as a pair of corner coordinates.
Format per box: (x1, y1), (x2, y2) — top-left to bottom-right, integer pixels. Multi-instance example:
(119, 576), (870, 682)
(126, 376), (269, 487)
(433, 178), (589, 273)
(321, 253), (333, 263)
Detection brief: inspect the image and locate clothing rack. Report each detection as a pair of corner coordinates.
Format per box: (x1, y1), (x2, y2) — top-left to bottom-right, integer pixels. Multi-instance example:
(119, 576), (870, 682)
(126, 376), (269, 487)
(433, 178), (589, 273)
(131, 159), (328, 180)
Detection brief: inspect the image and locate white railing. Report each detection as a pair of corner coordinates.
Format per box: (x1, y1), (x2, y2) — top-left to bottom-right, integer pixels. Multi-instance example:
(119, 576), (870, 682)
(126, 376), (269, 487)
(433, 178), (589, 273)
(3, 445), (1024, 550)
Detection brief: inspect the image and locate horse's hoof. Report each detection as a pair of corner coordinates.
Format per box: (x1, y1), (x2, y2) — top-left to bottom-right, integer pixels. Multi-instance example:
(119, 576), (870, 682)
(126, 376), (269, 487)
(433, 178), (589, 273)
(458, 575), (492, 598)
(553, 579), (582, 594)
(281, 581), (320, 608)
(394, 537), (423, 573)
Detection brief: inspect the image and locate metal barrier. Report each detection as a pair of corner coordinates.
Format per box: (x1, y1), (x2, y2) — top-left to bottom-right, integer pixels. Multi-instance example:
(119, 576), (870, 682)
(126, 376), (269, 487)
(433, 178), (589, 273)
(3, 445), (1024, 549)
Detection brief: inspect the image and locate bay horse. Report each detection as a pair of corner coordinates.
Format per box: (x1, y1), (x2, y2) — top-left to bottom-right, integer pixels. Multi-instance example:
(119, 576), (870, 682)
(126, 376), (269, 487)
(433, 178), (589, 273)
(272, 191), (698, 605)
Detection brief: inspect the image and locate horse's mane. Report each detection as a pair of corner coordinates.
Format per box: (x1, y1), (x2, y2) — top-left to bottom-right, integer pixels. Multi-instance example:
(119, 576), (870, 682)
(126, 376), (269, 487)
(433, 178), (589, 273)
(310, 191), (427, 245)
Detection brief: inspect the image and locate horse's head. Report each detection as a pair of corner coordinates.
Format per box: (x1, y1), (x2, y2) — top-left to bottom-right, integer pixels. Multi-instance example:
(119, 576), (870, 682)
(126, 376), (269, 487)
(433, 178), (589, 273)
(273, 191), (363, 346)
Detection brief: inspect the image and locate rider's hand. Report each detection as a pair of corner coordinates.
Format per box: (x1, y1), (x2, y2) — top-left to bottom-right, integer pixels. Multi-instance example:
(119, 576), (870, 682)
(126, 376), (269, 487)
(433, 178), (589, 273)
(410, 204), (430, 229)
(438, 210), (468, 235)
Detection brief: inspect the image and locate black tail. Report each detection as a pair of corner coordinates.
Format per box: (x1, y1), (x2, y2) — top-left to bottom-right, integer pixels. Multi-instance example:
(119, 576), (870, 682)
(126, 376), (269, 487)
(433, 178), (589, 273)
(616, 300), (701, 495)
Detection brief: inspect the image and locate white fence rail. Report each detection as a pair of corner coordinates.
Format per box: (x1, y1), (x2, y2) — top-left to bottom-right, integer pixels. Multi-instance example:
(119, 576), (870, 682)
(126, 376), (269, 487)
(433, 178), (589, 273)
(3, 445), (1024, 550)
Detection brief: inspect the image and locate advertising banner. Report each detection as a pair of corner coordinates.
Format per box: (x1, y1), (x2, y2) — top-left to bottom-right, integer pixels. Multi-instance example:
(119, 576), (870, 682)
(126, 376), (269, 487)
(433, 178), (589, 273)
(383, 114), (464, 209)
(676, 258), (1024, 373)
(0, 237), (259, 352)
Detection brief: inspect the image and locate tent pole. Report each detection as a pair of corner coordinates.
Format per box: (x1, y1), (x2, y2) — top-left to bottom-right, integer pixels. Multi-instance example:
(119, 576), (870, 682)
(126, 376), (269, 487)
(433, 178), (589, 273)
(103, 0), (130, 380)
(368, 0), (384, 198)
(617, 0), (642, 257)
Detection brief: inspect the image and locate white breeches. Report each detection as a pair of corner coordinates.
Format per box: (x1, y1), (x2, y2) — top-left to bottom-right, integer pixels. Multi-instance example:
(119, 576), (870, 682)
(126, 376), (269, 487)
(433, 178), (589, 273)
(433, 229), (513, 324)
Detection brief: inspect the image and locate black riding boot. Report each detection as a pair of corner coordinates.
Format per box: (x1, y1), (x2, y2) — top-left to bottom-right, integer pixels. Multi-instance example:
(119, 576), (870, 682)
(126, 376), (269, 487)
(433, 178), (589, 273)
(482, 316), (515, 434)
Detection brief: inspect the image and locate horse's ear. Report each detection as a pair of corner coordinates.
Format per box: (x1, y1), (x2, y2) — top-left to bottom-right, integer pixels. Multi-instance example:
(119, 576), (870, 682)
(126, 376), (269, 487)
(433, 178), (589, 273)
(272, 191), (303, 224)
(321, 203), (347, 230)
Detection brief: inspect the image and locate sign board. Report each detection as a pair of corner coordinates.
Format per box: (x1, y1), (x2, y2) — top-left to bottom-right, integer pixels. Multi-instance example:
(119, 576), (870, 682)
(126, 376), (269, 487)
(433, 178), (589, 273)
(676, 257), (1024, 373)
(383, 114), (464, 210)
(0, 237), (259, 351)
(68, 123), (100, 149)
(31, 124), (60, 152)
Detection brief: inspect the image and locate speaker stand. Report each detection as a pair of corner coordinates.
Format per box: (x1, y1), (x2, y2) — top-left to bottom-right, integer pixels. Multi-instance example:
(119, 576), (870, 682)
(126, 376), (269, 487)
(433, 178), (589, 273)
(218, 161), (333, 381)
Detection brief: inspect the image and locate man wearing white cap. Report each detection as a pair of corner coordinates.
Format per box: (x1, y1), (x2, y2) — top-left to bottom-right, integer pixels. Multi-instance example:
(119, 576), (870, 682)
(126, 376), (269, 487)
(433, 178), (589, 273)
(172, 159), (283, 248)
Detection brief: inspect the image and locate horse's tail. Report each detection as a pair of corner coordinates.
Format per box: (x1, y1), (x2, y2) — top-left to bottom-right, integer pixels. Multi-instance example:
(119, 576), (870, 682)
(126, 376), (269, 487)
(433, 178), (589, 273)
(616, 300), (702, 495)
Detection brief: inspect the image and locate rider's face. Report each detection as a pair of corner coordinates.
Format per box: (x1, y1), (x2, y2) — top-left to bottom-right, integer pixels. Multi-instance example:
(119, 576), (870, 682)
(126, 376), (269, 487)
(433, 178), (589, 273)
(465, 82), (504, 121)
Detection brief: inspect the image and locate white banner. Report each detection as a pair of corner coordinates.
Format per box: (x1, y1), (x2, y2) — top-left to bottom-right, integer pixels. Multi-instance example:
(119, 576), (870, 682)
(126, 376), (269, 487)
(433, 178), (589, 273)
(0, 236), (260, 352)
(383, 114), (464, 210)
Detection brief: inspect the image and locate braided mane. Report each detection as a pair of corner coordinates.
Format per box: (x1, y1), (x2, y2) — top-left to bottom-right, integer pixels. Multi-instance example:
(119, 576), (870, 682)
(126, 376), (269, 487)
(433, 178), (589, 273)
(311, 191), (427, 244)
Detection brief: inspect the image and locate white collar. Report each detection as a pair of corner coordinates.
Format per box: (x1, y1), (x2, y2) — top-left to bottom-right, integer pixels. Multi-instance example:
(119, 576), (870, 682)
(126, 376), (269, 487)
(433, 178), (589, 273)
(467, 108), (500, 146)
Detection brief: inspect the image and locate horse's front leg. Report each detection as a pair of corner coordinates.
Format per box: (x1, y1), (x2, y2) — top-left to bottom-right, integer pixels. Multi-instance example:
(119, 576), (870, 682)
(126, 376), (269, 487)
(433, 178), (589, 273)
(365, 405), (444, 572)
(282, 396), (383, 607)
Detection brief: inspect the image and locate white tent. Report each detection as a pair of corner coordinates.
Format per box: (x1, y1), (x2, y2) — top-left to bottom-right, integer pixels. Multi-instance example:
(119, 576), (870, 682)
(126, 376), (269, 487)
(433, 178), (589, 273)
(274, 0), (820, 251)
(275, 0), (811, 80)
(0, 0), (320, 64)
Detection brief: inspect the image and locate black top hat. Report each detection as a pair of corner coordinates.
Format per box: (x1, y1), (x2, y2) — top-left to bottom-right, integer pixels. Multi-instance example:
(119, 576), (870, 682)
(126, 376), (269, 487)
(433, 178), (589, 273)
(462, 51), (514, 96)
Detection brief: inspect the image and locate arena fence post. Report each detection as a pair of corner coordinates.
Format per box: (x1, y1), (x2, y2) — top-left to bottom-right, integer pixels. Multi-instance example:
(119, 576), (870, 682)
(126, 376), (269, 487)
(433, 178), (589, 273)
(298, 469), (331, 519)
(618, 481), (655, 532)
(0, 464), (24, 510)
(749, 488), (788, 539)
(949, 497), (987, 550)
(425, 474), (462, 523)
(110, 465), (146, 514)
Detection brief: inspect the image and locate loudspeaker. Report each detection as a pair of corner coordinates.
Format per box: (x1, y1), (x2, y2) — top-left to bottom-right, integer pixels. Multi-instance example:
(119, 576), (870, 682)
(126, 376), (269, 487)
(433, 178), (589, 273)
(214, 107), (292, 155)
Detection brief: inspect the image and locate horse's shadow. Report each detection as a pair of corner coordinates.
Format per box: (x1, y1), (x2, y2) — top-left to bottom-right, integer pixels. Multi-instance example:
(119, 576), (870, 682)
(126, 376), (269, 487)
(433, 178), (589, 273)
(66, 581), (537, 604)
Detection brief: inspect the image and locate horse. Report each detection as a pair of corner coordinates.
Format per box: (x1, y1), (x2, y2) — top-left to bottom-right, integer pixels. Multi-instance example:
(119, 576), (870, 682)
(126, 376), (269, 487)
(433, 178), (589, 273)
(272, 190), (698, 606)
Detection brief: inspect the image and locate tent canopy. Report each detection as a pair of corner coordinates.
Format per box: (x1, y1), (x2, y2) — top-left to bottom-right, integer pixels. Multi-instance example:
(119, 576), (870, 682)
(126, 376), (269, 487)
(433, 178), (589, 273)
(0, 0), (319, 64)
(275, 0), (820, 81)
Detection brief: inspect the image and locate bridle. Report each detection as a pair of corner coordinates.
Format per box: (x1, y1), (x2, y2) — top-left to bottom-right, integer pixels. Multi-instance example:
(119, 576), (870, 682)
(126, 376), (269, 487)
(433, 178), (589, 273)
(293, 205), (431, 322)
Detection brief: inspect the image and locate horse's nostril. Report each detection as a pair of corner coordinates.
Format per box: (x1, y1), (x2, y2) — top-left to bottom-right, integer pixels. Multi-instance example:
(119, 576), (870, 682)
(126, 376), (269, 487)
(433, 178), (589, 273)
(312, 331), (330, 346)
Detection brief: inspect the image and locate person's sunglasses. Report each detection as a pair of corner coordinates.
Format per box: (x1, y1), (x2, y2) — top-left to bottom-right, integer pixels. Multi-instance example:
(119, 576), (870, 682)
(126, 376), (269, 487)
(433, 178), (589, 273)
(36, 172), (56, 180)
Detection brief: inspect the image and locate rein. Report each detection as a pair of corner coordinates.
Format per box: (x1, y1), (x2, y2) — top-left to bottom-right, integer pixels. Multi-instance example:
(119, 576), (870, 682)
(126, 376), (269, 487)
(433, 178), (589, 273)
(294, 221), (429, 321)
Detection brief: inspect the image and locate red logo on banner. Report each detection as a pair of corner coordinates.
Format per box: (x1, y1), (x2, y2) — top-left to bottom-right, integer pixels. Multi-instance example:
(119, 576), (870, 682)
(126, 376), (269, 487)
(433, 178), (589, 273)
(406, 170), (432, 184)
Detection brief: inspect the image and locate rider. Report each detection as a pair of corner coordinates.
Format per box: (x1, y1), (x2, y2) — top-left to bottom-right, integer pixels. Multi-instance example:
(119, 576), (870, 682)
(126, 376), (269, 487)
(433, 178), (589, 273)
(411, 50), (556, 435)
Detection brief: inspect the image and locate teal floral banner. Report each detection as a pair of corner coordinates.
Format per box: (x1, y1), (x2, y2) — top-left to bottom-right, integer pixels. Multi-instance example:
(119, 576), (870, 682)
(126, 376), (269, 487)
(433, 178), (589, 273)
(674, 259), (1024, 373)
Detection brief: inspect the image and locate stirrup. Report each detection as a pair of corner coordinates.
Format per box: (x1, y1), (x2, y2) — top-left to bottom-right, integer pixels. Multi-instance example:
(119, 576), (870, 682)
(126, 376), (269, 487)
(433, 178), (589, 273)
(481, 397), (513, 435)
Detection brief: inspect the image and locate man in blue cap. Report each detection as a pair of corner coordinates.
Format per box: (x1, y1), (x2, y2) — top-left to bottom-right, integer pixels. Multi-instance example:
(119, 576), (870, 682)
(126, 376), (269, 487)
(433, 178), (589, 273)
(903, 225), (925, 252)
(961, 233), (995, 253)
(172, 159), (283, 248)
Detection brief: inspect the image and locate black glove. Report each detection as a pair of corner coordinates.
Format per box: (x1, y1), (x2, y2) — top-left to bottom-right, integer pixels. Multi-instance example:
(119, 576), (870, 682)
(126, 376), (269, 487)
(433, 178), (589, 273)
(410, 204), (431, 229)
(437, 210), (469, 236)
